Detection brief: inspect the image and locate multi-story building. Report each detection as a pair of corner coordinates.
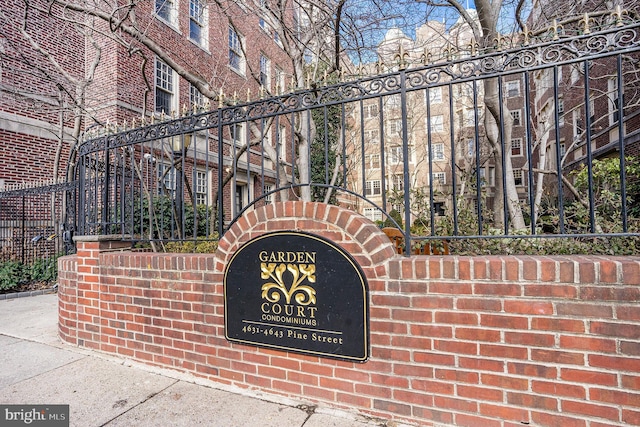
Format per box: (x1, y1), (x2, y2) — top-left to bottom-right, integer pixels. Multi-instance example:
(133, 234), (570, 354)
(347, 14), (523, 226)
(1, 0), (294, 211)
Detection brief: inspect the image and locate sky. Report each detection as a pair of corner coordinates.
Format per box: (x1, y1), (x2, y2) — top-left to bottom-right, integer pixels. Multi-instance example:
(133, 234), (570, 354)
(341, 0), (532, 64)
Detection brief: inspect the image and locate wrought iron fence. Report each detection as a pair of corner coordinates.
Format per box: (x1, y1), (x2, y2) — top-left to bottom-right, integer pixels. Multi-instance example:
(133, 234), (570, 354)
(74, 10), (640, 254)
(0, 181), (76, 265)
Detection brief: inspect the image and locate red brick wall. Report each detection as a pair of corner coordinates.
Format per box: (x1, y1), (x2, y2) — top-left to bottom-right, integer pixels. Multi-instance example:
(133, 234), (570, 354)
(58, 201), (640, 427)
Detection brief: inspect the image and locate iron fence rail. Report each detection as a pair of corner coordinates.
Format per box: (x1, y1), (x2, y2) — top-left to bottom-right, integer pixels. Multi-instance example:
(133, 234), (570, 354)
(73, 13), (640, 253)
(0, 181), (76, 264)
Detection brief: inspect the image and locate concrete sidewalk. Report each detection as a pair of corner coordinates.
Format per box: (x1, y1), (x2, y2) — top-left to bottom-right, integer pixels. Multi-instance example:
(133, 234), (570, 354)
(0, 293), (388, 427)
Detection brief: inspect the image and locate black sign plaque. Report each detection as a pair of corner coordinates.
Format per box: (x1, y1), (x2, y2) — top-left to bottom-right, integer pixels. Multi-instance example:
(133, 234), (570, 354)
(224, 231), (369, 362)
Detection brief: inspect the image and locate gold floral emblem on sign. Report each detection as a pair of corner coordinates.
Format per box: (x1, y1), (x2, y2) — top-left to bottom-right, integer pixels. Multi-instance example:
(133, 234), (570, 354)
(261, 263), (316, 306)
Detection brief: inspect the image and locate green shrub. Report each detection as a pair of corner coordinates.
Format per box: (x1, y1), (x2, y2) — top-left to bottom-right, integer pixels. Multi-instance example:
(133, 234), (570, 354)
(0, 254), (62, 292)
(0, 261), (30, 291)
(30, 255), (61, 283)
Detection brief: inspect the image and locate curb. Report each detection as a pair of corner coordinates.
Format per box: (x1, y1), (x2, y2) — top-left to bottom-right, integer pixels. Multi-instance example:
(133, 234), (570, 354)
(0, 286), (57, 301)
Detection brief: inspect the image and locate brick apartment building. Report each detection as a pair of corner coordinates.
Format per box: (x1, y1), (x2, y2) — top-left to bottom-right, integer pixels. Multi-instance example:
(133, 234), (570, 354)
(0, 0), (294, 190)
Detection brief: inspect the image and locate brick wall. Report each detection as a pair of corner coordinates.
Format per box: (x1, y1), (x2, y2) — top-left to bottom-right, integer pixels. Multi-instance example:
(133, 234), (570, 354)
(58, 201), (640, 427)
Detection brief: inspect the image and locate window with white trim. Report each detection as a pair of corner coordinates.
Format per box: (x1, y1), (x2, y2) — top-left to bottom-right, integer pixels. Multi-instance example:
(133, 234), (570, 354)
(608, 77), (620, 125)
(278, 125), (287, 160)
(363, 208), (382, 222)
(431, 143), (445, 161)
(235, 183), (247, 214)
(229, 27), (245, 74)
(157, 162), (176, 195)
(510, 110), (522, 126)
(506, 80), (520, 97)
(259, 0), (270, 32)
(365, 180), (381, 196)
(369, 154), (380, 169)
(511, 138), (522, 156)
(430, 115), (444, 133)
(513, 169), (523, 186)
(155, 0), (176, 24)
(387, 94), (401, 109)
(260, 54), (270, 90)
(365, 129), (379, 145)
(487, 167), (495, 186)
(264, 184), (273, 204)
(432, 172), (446, 185)
(427, 87), (442, 104)
(195, 170), (208, 205)
(189, 0), (208, 47)
(155, 60), (177, 114)
(364, 104), (378, 118)
(463, 108), (476, 127)
(190, 84), (206, 111)
(274, 67), (285, 94)
(389, 146), (402, 164)
(388, 119), (402, 135)
(466, 140), (474, 157)
(393, 174), (403, 191)
(230, 122), (246, 145)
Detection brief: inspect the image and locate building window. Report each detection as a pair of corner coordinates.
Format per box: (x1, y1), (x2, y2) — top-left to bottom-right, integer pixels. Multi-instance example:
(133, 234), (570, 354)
(433, 202), (445, 216)
(559, 141), (566, 158)
(230, 122), (246, 144)
(513, 169), (523, 186)
(506, 80), (520, 97)
(278, 125), (287, 159)
(195, 170), (207, 205)
(432, 172), (446, 185)
(463, 108), (476, 127)
(264, 184), (273, 204)
(427, 87), (442, 104)
(369, 154), (380, 169)
(558, 98), (565, 126)
(229, 27), (245, 74)
(157, 163), (176, 195)
(259, 0), (269, 31)
(572, 110), (583, 138)
(510, 110), (521, 126)
(155, 60), (176, 114)
(190, 84), (206, 111)
(608, 77), (620, 125)
(466, 139), (474, 157)
(393, 174), (403, 191)
(364, 104), (378, 118)
(432, 143), (445, 161)
(487, 167), (495, 186)
(189, 0), (207, 46)
(363, 208), (382, 222)
(388, 120), (402, 135)
(511, 138), (522, 156)
(389, 146), (402, 164)
(235, 183), (247, 214)
(387, 95), (401, 109)
(260, 54), (270, 90)
(274, 67), (285, 94)
(365, 180), (381, 196)
(155, 0), (176, 23)
(365, 129), (379, 145)
(430, 115), (444, 133)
